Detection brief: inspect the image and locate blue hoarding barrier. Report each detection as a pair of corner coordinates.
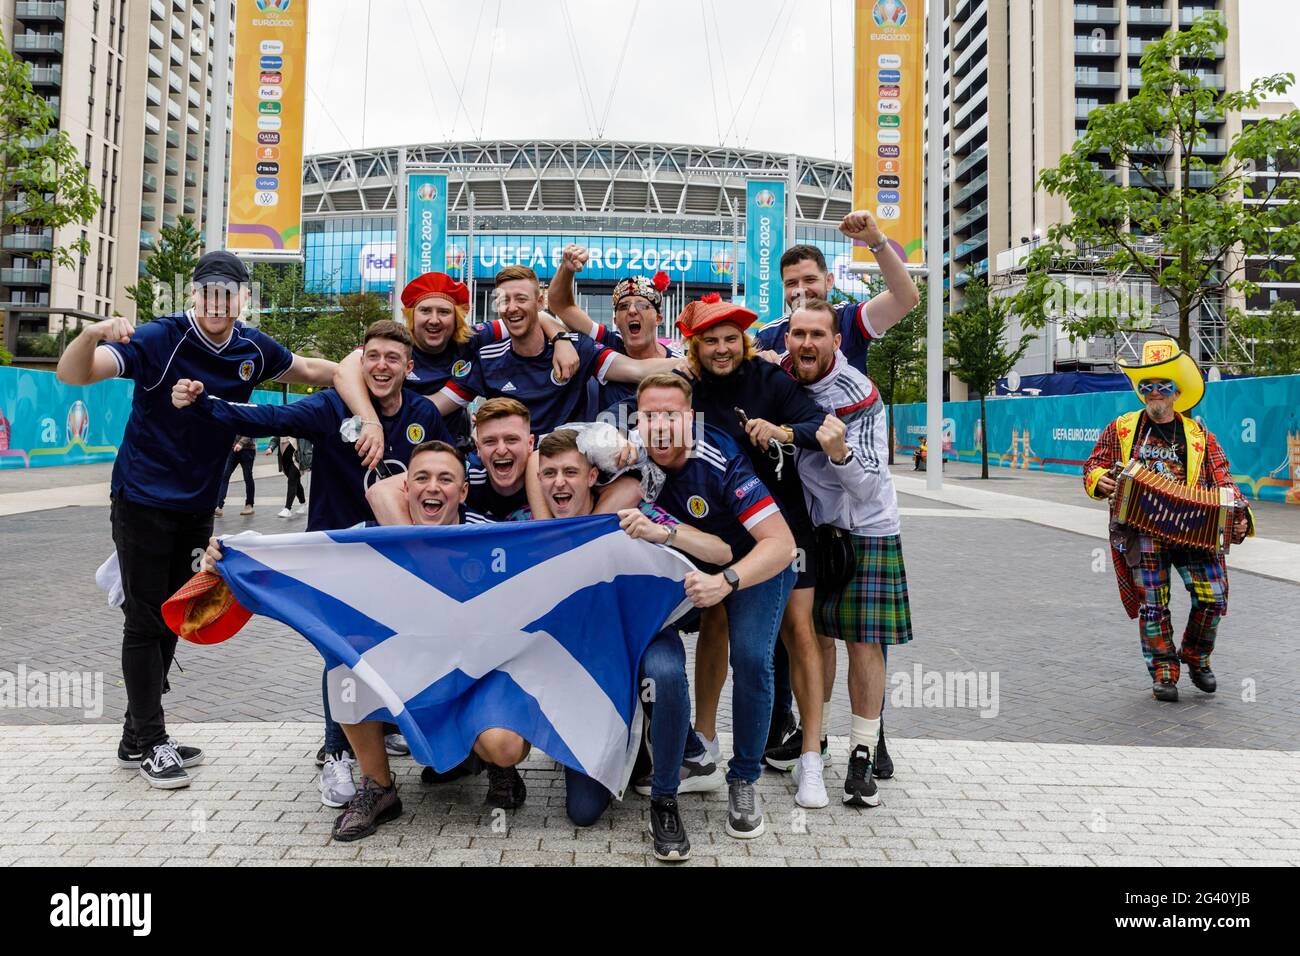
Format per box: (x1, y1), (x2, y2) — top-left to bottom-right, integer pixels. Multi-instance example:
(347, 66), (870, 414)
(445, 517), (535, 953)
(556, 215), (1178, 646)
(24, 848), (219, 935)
(890, 374), (1300, 505)
(0, 365), (298, 470)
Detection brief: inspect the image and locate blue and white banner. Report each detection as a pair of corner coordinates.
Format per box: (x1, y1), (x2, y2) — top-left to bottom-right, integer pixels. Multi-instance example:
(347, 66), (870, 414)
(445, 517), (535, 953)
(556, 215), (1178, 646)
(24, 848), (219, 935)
(216, 516), (696, 793)
(406, 172), (448, 287)
(745, 179), (786, 324)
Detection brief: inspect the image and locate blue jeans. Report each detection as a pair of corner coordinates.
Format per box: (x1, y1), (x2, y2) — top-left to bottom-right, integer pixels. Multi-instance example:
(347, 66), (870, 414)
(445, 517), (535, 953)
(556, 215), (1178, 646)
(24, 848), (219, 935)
(724, 566), (796, 783)
(565, 627), (697, 825)
(322, 667), (349, 755)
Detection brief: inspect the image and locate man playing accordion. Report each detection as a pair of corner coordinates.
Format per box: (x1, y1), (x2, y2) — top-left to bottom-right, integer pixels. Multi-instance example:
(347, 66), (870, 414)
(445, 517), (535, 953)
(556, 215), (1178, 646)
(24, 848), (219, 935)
(1083, 339), (1253, 703)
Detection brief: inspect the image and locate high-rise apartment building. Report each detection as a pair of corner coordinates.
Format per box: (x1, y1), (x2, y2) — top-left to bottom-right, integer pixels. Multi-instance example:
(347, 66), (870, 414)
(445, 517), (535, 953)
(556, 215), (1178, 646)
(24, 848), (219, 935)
(939, 0), (1243, 377)
(1, 0), (233, 357)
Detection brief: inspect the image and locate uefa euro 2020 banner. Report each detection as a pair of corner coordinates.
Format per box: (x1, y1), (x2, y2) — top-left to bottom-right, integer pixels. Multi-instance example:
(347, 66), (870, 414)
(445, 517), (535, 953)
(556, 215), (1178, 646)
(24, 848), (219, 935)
(745, 180), (786, 325)
(854, 0), (924, 267)
(0, 366), (291, 470)
(889, 374), (1300, 505)
(227, 0), (308, 257)
(406, 173), (449, 288)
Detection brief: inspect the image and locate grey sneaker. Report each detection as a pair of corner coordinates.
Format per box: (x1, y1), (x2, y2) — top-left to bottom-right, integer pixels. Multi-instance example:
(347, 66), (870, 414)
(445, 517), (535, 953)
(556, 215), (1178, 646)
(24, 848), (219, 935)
(384, 733), (410, 756)
(332, 776), (402, 842)
(634, 752), (724, 796)
(725, 779), (765, 839)
(319, 751), (357, 808)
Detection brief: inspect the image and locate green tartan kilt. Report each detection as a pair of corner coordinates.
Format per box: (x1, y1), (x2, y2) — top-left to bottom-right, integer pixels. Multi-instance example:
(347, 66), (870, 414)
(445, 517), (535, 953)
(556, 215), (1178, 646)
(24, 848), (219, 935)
(815, 533), (914, 645)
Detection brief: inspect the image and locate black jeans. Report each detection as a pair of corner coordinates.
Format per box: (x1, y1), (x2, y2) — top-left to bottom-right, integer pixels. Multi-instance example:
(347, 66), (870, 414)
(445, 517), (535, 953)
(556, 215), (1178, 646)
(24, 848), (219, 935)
(110, 496), (214, 751)
(218, 446), (256, 508)
(280, 446), (305, 509)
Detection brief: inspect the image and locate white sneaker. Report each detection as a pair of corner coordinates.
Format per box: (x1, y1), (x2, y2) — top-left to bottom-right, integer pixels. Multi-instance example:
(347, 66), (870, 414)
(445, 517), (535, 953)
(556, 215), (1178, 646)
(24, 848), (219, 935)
(277, 507), (294, 518)
(793, 751), (829, 809)
(319, 752), (357, 808)
(696, 731), (722, 766)
(293, 502), (308, 515)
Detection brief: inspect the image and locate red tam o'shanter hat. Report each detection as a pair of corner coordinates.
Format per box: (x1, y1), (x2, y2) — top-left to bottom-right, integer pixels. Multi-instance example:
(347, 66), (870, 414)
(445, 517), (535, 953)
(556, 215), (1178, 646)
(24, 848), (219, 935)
(401, 271), (469, 309)
(162, 571), (252, 645)
(676, 292), (757, 338)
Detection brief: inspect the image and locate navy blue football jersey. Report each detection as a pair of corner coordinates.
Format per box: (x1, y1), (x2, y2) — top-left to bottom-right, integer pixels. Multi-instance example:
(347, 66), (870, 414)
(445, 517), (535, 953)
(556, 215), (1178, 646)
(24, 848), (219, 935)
(753, 300), (875, 371)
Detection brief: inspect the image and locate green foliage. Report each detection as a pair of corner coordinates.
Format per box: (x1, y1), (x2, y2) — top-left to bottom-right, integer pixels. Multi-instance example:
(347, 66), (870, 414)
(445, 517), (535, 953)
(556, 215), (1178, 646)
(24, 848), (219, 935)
(125, 216), (203, 322)
(314, 292), (388, 363)
(0, 33), (101, 270)
(1009, 14), (1300, 354)
(1227, 300), (1300, 377)
(948, 272), (1033, 478)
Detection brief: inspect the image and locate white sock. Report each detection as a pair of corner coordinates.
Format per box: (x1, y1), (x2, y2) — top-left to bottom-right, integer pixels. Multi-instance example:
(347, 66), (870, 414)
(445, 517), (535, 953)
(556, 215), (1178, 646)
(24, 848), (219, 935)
(850, 716), (880, 754)
(822, 700), (833, 738)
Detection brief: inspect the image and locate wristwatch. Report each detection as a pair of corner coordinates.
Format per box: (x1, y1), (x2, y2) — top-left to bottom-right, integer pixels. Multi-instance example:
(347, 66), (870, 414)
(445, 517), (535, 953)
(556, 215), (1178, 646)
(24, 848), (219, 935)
(832, 447), (855, 466)
(867, 237), (889, 253)
(664, 525), (678, 547)
(722, 567), (741, 592)
(548, 331), (571, 346)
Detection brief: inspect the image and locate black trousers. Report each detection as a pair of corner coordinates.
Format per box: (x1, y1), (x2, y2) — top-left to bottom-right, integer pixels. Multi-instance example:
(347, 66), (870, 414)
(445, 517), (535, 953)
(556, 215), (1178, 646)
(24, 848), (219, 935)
(110, 497), (214, 751)
(218, 446), (256, 508)
(280, 446), (305, 509)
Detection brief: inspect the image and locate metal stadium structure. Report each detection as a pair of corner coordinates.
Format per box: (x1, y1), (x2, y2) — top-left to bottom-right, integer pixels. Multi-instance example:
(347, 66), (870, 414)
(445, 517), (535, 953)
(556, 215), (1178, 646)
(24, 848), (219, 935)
(300, 139), (868, 324)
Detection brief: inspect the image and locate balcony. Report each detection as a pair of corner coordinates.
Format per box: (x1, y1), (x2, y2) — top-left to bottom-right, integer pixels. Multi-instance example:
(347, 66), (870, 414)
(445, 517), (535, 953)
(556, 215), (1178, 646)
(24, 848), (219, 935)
(186, 141), (199, 160)
(953, 0), (988, 53)
(149, 24), (164, 48)
(144, 111), (160, 134)
(140, 228), (154, 249)
(26, 64), (61, 87)
(1126, 6), (1172, 26)
(1192, 137), (1227, 154)
(954, 54), (989, 102)
(1180, 7), (1222, 25)
(140, 203), (157, 222)
(1188, 71), (1225, 90)
(183, 197), (196, 214)
(166, 128), (179, 147)
(15, 1), (66, 20)
(186, 114), (200, 133)
(187, 87), (201, 109)
(954, 144), (988, 180)
(165, 156), (179, 175)
(953, 33), (987, 77)
(170, 42), (184, 66)
(1, 266), (52, 285)
(953, 170), (989, 207)
(189, 60), (202, 82)
(171, 13), (186, 37)
(954, 114), (988, 155)
(142, 171), (158, 192)
(1074, 5), (1120, 25)
(166, 99), (181, 120)
(954, 199), (989, 233)
(42, 94), (59, 113)
(1076, 101), (1102, 120)
(3, 231), (54, 252)
(164, 184), (178, 203)
(146, 83), (161, 106)
(163, 212), (177, 228)
(184, 169), (197, 186)
(14, 32), (63, 54)
(955, 229), (989, 259)
(168, 70), (182, 93)
(143, 140), (159, 162)
(7, 291), (50, 306)
(1074, 37), (1119, 56)
(1075, 70), (1120, 89)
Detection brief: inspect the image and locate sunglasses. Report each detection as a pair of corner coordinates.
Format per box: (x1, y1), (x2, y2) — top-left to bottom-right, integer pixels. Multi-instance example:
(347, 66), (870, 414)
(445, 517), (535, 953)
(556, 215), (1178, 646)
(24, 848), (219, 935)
(1137, 380), (1178, 396)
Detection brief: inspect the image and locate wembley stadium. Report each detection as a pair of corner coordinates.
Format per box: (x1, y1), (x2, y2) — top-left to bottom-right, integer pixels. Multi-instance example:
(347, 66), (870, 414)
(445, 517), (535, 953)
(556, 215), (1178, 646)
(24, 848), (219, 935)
(301, 139), (870, 331)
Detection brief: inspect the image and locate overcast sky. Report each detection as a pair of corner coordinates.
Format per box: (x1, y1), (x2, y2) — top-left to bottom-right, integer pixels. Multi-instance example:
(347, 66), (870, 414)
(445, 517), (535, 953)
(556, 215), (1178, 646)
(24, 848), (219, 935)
(300, 0), (1300, 161)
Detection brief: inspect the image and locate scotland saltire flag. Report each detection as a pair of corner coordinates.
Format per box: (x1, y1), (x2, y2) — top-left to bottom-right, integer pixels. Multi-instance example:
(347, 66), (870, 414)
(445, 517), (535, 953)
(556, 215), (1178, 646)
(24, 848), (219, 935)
(216, 515), (696, 794)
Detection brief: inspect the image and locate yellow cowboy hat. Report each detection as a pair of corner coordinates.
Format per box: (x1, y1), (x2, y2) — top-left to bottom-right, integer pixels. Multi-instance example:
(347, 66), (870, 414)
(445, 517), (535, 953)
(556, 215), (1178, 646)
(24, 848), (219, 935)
(1118, 338), (1205, 413)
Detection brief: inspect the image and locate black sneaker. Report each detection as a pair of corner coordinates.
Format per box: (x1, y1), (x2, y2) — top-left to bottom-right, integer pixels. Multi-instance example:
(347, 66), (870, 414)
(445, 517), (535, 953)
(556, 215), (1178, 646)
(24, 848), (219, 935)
(139, 742), (191, 790)
(1152, 679), (1179, 702)
(843, 745), (881, 807)
(874, 724), (894, 779)
(332, 776), (402, 842)
(765, 709), (796, 751)
(762, 726), (829, 772)
(485, 765), (527, 809)
(1189, 665), (1217, 694)
(118, 737), (203, 770)
(421, 753), (484, 785)
(648, 797), (691, 861)
(634, 752), (723, 796)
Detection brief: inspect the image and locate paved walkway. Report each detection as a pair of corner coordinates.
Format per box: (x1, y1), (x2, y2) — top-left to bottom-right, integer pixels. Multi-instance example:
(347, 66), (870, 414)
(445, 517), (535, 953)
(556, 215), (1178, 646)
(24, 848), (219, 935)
(1, 724), (1295, 867)
(1, 460), (1296, 866)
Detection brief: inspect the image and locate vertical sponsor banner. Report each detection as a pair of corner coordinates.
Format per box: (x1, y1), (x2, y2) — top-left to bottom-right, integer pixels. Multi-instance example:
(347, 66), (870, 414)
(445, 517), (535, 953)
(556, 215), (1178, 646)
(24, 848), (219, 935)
(228, 0), (308, 257)
(853, 0), (924, 265)
(406, 173), (448, 286)
(745, 179), (785, 325)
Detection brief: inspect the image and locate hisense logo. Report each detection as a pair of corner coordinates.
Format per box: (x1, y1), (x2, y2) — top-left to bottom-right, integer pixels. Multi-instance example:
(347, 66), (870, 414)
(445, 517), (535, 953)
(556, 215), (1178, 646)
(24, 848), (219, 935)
(50, 887), (151, 936)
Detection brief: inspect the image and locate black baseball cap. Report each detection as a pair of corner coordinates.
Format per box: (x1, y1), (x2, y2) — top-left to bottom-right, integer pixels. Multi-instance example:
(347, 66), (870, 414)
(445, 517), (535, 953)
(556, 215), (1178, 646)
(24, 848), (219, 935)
(193, 251), (250, 287)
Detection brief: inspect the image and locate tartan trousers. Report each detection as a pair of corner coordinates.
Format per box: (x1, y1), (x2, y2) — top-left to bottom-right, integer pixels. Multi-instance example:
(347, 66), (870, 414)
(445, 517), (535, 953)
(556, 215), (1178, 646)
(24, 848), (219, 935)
(1133, 535), (1228, 683)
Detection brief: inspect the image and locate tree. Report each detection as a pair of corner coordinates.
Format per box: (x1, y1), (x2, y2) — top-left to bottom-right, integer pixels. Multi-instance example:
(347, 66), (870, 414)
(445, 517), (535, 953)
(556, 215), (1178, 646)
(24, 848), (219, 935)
(1227, 300), (1300, 377)
(948, 273), (1032, 479)
(247, 261), (333, 390)
(313, 291), (388, 363)
(0, 32), (101, 361)
(124, 216), (202, 322)
(1009, 14), (1300, 355)
(866, 278), (928, 464)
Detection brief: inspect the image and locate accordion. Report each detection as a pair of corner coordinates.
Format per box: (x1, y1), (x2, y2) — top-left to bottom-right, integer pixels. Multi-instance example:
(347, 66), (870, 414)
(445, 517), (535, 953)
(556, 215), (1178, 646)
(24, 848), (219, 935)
(1111, 460), (1237, 552)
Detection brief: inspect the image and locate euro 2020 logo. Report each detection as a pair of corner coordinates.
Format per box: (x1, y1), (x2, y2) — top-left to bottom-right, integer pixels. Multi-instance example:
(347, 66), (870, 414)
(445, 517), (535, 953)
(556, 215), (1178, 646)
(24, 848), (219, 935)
(873, 0), (907, 28)
(754, 189), (777, 208)
(417, 183), (438, 203)
(255, 0), (292, 12)
(66, 400), (90, 445)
